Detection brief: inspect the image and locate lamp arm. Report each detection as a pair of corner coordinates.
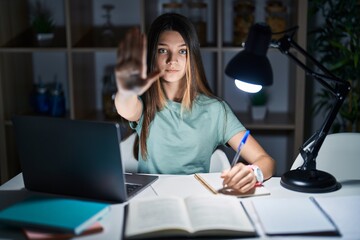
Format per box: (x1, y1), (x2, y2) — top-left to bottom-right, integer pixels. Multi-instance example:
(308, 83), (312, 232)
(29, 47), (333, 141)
(274, 35), (351, 171)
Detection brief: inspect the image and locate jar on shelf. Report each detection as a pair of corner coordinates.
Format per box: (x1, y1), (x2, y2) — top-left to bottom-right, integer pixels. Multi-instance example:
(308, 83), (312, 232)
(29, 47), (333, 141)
(162, 1), (184, 15)
(266, 0), (287, 40)
(187, 0), (207, 46)
(233, 0), (255, 46)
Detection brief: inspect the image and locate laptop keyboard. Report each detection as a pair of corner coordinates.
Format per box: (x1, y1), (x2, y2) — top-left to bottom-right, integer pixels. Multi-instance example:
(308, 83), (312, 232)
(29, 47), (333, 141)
(126, 183), (142, 195)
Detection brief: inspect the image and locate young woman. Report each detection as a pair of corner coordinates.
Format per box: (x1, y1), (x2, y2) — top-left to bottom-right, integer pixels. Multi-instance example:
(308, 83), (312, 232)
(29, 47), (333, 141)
(114, 13), (275, 193)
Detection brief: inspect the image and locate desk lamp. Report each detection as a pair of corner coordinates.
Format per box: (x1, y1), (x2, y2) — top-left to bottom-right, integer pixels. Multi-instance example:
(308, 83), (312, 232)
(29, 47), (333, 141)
(225, 23), (351, 193)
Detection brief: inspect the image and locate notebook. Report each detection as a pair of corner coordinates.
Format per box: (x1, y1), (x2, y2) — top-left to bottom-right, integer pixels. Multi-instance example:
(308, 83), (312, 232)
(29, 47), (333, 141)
(12, 115), (158, 203)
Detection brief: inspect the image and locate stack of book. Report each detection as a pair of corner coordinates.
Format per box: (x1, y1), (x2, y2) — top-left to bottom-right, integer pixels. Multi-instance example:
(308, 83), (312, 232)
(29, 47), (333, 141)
(0, 196), (109, 239)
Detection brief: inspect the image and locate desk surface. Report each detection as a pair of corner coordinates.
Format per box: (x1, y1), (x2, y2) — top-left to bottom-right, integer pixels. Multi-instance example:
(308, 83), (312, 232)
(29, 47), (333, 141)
(0, 174), (359, 239)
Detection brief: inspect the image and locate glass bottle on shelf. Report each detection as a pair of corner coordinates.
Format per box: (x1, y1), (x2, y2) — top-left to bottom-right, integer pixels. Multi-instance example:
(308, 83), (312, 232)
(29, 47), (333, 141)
(162, 1), (184, 15)
(187, 0), (207, 46)
(32, 76), (49, 114)
(233, 0), (255, 46)
(265, 0), (288, 40)
(49, 80), (65, 117)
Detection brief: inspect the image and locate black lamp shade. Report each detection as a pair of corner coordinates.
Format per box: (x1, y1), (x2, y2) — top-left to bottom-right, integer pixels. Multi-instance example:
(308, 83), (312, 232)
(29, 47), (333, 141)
(225, 23), (273, 86)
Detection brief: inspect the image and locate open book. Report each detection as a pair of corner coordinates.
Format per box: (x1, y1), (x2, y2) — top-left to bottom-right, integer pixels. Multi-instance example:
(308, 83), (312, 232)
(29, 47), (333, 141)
(195, 172), (270, 197)
(124, 195), (257, 239)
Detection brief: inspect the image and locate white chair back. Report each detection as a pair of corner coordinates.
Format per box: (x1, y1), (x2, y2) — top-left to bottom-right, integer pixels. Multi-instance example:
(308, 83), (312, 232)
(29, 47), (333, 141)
(209, 149), (230, 172)
(120, 133), (138, 173)
(291, 132), (360, 181)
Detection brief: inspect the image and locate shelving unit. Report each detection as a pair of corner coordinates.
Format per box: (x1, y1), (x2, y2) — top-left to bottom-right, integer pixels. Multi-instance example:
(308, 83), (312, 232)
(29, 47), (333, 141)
(0, 0), (307, 183)
(143, 1), (307, 176)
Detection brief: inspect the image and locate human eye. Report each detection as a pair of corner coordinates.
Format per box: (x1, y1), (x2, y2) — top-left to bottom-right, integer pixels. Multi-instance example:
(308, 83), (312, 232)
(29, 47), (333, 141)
(158, 48), (168, 54)
(179, 49), (187, 55)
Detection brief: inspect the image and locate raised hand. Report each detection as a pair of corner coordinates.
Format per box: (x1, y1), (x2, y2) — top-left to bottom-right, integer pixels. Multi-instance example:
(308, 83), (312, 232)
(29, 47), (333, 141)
(115, 28), (162, 96)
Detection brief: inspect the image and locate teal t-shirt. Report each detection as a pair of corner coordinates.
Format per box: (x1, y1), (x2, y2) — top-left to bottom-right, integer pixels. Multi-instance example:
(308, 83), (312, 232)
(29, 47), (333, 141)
(131, 94), (245, 174)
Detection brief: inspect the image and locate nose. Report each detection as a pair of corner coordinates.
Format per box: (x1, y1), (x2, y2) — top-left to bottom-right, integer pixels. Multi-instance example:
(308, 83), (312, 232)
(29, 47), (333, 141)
(166, 53), (178, 64)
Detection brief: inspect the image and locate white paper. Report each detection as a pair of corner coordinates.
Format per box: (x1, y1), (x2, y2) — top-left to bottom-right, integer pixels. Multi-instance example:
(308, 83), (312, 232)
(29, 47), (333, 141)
(252, 197), (337, 235)
(151, 175), (211, 198)
(315, 195), (360, 239)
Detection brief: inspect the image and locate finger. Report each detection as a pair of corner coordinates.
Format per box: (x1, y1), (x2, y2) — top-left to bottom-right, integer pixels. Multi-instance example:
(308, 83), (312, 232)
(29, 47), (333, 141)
(130, 28), (141, 60)
(116, 41), (125, 65)
(140, 34), (147, 79)
(221, 170), (232, 186)
(221, 169), (230, 178)
(226, 172), (246, 188)
(136, 70), (162, 95)
(221, 163), (242, 186)
(225, 164), (251, 188)
(147, 69), (164, 80)
(238, 178), (257, 193)
(232, 171), (254, 190)
(124, 29), (133, 60)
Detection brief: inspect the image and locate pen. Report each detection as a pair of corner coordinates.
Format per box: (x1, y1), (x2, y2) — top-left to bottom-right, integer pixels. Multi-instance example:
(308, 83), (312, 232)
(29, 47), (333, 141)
(231, 130), (250, 167)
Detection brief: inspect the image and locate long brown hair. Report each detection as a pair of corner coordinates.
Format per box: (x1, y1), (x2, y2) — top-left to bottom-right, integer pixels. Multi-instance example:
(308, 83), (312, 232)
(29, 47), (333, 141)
(137, 13), (215, 159)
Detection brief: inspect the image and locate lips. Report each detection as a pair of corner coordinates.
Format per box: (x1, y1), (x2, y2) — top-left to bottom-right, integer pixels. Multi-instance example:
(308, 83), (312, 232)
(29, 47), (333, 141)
(165, 69), (179, 73)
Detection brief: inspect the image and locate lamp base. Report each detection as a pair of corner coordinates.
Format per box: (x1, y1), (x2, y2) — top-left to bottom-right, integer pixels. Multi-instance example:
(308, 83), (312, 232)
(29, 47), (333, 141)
(280, 169), (341, 193)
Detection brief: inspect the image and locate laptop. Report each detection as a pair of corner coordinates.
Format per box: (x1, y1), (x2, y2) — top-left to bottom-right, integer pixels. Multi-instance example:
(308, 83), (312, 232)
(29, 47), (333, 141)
(12, 115), (158, 203)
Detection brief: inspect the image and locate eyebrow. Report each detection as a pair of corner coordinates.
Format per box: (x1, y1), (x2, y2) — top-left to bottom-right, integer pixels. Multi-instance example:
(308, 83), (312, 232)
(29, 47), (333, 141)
(158, 43), (187, 47)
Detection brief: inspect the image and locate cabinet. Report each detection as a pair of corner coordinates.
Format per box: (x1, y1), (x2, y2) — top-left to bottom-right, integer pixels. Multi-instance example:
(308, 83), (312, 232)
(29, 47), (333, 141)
(0, 0), (307, 183)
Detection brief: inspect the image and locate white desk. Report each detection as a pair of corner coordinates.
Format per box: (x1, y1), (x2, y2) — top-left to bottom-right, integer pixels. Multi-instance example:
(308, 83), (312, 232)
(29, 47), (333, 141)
(0, 174), (359, 239)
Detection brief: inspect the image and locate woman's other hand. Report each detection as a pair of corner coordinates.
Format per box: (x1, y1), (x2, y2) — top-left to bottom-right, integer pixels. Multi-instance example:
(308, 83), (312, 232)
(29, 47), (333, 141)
(221, 163), (257, 193)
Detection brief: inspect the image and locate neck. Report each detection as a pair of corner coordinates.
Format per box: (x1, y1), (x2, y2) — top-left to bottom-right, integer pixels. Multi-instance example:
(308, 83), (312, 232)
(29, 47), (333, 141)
(162, 78), (186, 102)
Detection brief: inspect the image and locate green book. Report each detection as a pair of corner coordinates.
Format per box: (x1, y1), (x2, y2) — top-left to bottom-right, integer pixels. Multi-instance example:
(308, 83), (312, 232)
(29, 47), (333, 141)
(0, 196), (109, 235)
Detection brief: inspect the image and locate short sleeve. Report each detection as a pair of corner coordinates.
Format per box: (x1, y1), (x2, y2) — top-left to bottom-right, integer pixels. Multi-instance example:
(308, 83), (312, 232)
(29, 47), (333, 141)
(218, 101), (246, 145)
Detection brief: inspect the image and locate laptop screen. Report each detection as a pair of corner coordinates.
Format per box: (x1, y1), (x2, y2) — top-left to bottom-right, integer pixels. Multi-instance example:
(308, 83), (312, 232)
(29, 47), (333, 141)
(12, 115), (157, 203)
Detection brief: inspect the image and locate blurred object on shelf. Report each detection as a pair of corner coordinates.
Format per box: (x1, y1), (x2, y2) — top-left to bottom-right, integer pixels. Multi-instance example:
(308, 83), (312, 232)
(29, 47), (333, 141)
(101, 4), (115, 46)
(187, 0), (207, 46)
(233, 0), (255, 46)
(30, 76), (66, 117)
(102, 66), (118, 119)
(266, 0), (287, 40)
(31, 77), (50, 114)
(49, 78), (65, 117)
(30, 0), (55, 43)
(162, 1), (184, 14)
(249, 89), (268, 120)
